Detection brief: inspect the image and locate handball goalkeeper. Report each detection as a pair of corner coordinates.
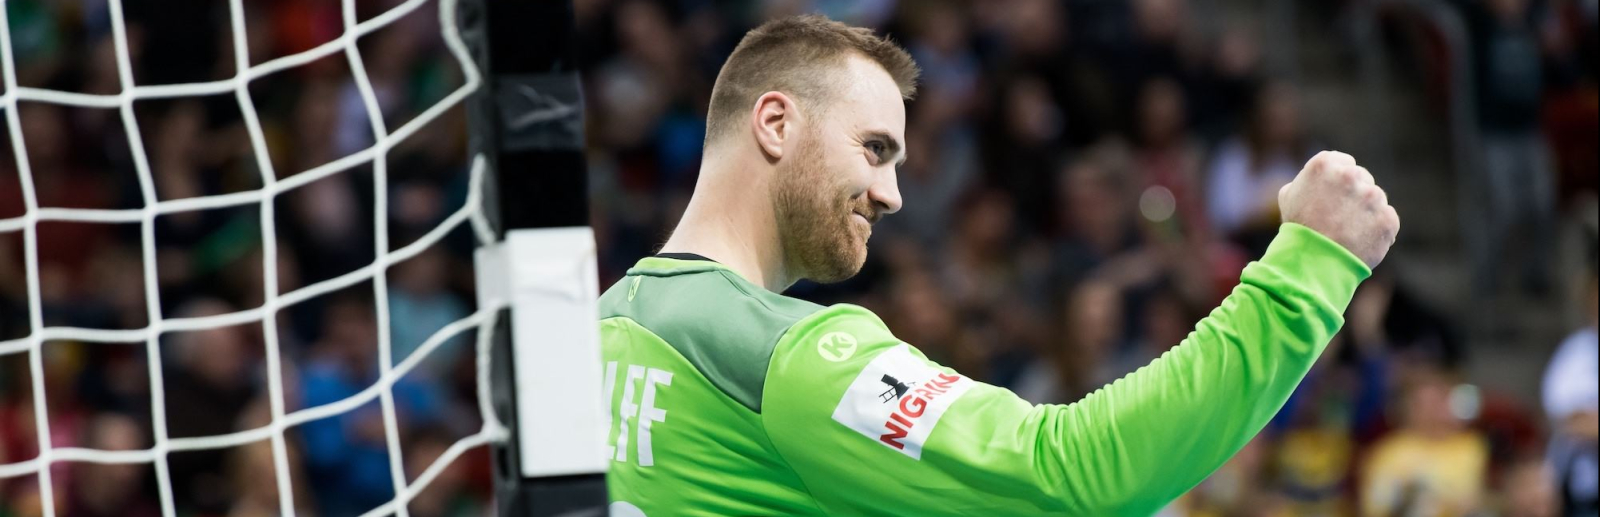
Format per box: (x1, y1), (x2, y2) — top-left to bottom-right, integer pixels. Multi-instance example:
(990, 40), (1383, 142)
(596, 15), (1399, 516)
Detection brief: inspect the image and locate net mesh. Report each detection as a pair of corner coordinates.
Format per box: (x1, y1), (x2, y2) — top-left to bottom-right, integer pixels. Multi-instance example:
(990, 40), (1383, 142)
(0, 0), (508, 515)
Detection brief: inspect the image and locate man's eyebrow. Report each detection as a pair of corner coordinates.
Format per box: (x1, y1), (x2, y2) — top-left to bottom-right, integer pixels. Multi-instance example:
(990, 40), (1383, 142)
(862, 130), (905, 166)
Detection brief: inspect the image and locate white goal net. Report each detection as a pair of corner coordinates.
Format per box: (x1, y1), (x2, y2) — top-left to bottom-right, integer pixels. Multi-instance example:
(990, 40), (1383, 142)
(0, 0), (508, 515)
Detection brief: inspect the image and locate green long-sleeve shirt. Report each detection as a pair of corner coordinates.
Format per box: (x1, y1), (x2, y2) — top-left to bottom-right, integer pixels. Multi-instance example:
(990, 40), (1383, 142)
(597, 223), (1370, 516)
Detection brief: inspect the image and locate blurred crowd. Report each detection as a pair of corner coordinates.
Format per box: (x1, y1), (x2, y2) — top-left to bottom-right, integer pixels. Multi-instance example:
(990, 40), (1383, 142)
(0, 0), (1596, 516)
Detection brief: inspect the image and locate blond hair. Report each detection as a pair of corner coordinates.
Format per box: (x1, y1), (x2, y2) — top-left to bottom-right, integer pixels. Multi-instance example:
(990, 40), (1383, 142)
(704, 15), (919, 146)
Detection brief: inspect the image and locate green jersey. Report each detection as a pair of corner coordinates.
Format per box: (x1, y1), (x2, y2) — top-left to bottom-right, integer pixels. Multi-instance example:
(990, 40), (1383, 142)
(597, 223), (1369, 516)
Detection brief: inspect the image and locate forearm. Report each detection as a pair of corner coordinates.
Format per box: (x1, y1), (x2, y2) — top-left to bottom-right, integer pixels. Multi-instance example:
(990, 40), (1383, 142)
(1041, 224), (1368, 515)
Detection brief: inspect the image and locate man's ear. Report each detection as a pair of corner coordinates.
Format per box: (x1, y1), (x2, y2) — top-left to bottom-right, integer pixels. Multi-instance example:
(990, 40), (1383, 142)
(751, 91), (797, 161)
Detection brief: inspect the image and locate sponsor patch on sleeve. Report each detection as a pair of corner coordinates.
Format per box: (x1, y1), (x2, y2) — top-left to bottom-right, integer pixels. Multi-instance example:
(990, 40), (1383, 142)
(830, 343), (974, 459)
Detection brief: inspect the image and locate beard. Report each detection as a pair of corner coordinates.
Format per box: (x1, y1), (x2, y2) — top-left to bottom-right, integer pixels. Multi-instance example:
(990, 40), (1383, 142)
(772, 134), (874, 284)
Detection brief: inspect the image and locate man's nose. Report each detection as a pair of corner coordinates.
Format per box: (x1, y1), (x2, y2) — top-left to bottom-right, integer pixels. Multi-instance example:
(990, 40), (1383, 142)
(868, 168), (902, 216)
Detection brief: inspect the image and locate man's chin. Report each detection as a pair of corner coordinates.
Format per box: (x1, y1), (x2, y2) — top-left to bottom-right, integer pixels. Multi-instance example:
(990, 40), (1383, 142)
(805, 246), (867, 284)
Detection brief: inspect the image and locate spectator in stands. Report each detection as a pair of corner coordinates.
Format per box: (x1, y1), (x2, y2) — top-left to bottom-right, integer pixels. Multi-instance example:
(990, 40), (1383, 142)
(940, 188), (1025, 312)
(1116, 282), (1199, 383)
(590, 0), (690, 153)
(984, 74), (1066, 228)
(1050, 148), (1141, 291)
(933, 188), (1042, 382)
(989, 0), (1067, 64)
(85, 245), (148, 332)
(1536, 0), (1600, 207)
(336, 12), (434, 158)
(2, 344), (96, 510)
(1271, 327), (1364, 516)
(1184, 435), (1275, 516)
(300, 294), (445, 515)
(1125, 0), (1203, 93)
(225, 440), (292, 517)
(64, 413), (159, 517)
(1204, 80), (1311, 250)
(17, 104), (117, 318)
(1014, 279), (1125, 404)
(1361, 366), (1490, 517)
(1465, 0), (1557, 295)
(278, 79), (374, 286)
(1273, 274), (1399, 439)
(1541, 269), (1598, 516)
(163, 299), (261, 514)
(1191, 28), (1263, 140)
(148, 101), (211, 203)
(1132, 77), (1208, 241)
(388, 246), (469, 377)
(1502, 456), (1561, 517)
(226, 399), (313, 516)
(286, 78), (344, 176)
(906, 0), (981, 107)
(879, 85), (981, 250)
(883, 257), (970, 372)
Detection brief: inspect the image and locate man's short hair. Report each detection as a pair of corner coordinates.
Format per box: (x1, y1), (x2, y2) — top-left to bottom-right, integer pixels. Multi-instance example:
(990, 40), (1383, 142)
(704, 15), (919, 147)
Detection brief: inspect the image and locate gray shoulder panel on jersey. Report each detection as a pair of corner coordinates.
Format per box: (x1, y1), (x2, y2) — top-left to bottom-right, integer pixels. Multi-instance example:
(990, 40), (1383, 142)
(598, 257), (823, 413)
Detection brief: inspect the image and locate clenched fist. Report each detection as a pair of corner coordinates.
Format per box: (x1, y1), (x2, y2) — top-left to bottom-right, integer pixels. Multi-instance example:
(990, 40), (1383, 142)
(1278, 151), (1400, 268)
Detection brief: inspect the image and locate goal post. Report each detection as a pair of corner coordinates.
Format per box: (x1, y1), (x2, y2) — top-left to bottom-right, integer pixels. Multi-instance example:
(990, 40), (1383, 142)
(457, 0), (611, 515)
(0, 0), (604, 514)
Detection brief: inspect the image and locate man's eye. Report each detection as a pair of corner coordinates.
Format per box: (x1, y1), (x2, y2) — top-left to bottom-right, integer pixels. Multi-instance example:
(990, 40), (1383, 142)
(865, 141), (885, 157)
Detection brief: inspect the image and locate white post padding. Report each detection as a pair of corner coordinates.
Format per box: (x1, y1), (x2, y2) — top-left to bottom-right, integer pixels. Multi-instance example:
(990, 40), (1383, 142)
(476, 226), (608, 478)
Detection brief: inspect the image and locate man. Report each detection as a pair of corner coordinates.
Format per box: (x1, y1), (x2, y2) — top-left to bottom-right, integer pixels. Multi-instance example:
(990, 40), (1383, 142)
(1542, 268), (1598, 516)
(597, 15), (1398, 516)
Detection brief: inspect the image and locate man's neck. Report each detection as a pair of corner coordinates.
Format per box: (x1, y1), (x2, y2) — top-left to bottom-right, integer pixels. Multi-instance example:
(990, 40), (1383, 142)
(657, 158), (792, 292)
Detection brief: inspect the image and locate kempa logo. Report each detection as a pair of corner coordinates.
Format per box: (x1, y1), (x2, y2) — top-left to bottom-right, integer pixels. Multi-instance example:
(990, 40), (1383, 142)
(832, 344), (974, 459)
(817, 332), (858, 361)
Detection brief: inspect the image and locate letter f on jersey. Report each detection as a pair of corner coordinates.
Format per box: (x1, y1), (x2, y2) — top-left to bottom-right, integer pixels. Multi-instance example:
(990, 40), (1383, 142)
(606, 361), (673, 466)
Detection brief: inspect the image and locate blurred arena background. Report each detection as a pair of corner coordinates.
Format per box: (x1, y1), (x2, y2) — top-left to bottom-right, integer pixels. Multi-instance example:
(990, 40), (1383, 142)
(0, 0), (1596, 516)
